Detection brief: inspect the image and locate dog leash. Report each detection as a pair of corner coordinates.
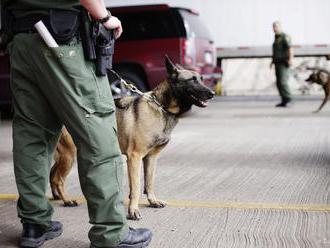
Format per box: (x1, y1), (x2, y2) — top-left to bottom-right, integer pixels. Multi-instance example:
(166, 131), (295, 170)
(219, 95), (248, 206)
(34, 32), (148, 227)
(109, 70), (170, 114)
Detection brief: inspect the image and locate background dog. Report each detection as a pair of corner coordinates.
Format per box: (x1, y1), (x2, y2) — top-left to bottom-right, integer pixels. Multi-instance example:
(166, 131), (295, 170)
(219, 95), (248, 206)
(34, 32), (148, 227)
(305, 67), (330, 113)
(50, 56), (214, 220)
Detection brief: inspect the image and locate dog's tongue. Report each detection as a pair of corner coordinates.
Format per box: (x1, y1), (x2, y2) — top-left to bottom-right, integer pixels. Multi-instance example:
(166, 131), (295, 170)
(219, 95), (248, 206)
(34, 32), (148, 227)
(200, 100), (208, 107)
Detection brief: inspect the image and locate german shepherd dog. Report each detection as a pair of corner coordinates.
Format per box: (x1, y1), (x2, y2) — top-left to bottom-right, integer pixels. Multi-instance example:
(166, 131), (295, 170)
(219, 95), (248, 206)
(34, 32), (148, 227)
(305, 67), (330, 113)
(50, 56), (215, 220)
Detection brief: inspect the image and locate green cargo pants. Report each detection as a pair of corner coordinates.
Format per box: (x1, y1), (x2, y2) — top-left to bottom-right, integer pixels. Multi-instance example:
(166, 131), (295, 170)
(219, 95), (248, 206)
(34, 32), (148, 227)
(275, 63), (292, 103)
(9, 33), (128, 247)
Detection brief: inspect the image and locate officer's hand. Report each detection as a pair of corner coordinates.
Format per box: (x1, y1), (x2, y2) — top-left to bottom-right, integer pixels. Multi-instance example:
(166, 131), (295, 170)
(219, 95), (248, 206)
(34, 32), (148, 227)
(288, 59), (293, 67)
(103, 16), (123, 39)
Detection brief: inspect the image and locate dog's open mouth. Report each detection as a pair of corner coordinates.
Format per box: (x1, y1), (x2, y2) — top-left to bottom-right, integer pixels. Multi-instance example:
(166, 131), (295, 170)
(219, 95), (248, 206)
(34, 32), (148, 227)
(190, 94), (210, 107)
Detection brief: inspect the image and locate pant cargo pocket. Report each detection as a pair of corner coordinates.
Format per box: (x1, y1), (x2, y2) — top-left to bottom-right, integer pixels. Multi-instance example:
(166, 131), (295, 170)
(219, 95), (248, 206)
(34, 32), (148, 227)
(79, 99), (121, 159)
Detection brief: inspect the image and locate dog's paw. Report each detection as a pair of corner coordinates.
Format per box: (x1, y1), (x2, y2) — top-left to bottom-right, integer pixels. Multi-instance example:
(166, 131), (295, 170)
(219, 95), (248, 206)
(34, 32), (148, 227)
(63, 200), (79, 207)
(51, 190), (61, 200)
(148, 199), (167, 208)
(127, 208), (142, 221)
(52, 195), (61, 200)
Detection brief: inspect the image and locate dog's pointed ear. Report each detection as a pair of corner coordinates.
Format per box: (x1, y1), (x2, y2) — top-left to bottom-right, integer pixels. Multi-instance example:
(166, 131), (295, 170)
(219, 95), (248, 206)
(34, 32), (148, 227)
(175, 63), (185, 70)
(165, 55), (178, 76)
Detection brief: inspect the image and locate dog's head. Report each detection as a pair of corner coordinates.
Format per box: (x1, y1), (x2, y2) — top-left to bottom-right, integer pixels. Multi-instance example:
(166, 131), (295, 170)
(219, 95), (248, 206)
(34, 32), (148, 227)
(165, 56), (215, 108)
(305, 68), (330, 85)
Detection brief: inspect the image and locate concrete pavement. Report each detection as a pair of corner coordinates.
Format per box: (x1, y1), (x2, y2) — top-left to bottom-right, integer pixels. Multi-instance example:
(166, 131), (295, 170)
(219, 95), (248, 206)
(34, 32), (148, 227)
(0, 96), (329, 248)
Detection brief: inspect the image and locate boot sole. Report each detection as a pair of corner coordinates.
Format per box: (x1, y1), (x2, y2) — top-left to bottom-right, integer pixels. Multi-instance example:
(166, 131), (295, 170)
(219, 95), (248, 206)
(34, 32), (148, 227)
(91, 235), (152, 248)
(20, 228), (63, 247)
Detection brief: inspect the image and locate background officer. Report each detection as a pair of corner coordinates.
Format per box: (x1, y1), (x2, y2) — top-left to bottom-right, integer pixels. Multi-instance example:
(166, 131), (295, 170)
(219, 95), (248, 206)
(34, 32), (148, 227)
(271, 21), (294, 107)
(3, 0), (152, 247)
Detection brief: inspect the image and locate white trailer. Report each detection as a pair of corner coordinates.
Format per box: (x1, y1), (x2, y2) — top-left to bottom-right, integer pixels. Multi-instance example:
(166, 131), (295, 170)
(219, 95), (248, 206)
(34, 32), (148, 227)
(107, 0), (330, 95)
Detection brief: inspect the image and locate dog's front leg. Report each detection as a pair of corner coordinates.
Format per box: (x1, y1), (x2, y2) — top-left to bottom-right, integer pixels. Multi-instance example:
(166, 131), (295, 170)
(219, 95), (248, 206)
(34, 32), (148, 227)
(127, 153), (143, 220)
(143, 153), (166, 208)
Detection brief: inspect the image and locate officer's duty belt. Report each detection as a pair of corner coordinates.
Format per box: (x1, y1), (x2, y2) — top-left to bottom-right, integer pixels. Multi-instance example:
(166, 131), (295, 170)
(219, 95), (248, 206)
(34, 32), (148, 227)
(13, 14), (48, 34)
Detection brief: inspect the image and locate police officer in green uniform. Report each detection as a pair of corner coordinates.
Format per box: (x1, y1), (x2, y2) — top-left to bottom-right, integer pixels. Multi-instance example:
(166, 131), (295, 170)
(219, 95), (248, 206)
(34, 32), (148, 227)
(271, 21), (294, 107)
(2, 0), (152, 247)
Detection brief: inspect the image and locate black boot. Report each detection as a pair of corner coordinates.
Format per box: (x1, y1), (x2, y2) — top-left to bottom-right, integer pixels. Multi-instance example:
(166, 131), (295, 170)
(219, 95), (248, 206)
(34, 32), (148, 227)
(90, 227), (152, 248)
(20, 221), (63, 247)
(275, 102), (287, 107)
(275, 100), (292, 108)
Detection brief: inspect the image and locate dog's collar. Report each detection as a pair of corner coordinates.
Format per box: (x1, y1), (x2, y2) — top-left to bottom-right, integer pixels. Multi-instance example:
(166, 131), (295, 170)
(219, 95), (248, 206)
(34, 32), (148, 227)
(149, 93), (177, 116)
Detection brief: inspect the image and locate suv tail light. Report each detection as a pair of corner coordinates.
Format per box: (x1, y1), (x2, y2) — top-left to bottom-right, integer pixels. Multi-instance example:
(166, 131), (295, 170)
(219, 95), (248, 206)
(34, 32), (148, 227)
(180, 38), (196, 66)
(204, 51), (213, 65)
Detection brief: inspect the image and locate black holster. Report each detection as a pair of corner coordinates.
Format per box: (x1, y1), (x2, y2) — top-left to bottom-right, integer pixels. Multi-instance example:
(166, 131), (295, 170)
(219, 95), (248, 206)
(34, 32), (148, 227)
(80, 8), (115, 77)
(94, 24), (115, 76)
(80, 8), (96, 60)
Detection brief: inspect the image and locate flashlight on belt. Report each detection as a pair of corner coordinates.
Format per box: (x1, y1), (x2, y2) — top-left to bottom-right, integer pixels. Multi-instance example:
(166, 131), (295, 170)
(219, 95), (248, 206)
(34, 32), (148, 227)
(34, 21), (59, 48)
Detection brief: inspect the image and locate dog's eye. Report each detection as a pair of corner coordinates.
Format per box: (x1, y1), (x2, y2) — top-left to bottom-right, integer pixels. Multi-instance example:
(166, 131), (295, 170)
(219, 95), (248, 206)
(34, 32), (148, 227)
(200, 76), (203, 81)
(192, 76), (197, 81)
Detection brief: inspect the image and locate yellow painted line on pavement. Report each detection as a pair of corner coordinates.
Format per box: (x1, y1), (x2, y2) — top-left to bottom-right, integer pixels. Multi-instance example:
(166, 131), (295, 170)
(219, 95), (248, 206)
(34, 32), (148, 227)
(0, 194), (18, 200)
(0, 194), (86, 204)
(133, 199), (330, 212)
(161, 200), (330, 212)
(1, 194), (329, 212)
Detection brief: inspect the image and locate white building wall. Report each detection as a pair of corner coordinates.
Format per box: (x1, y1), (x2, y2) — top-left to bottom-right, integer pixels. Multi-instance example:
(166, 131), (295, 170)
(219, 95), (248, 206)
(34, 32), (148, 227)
(106, 0), (330, 47)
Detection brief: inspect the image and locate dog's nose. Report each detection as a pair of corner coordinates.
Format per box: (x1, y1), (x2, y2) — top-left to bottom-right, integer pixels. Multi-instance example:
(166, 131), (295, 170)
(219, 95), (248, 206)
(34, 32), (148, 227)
(209, 90), (215, 98)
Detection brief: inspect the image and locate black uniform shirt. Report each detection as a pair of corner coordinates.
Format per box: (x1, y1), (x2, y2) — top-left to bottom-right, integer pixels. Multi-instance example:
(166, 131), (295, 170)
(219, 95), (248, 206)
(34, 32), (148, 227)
(3, 0), (80, 17)
(272, 32), (292, 64)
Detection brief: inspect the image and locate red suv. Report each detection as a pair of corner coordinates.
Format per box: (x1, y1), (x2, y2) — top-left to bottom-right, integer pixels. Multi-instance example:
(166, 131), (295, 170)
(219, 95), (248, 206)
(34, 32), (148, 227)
(0, 4), (220, 105)
(110, 4), (221, 96)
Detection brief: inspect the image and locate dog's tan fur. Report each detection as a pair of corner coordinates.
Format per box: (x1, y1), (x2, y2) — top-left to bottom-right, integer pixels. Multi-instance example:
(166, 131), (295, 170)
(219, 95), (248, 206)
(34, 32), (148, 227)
(50, 56), (214, 220)
(305, 68), (330, 113)
(50, 127), (77, 206)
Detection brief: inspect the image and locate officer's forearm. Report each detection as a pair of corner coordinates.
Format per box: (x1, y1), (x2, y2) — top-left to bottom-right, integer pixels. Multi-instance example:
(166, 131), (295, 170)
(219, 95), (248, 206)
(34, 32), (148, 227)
(80, 0), (108, 20)
(288, 47), (294, 60)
